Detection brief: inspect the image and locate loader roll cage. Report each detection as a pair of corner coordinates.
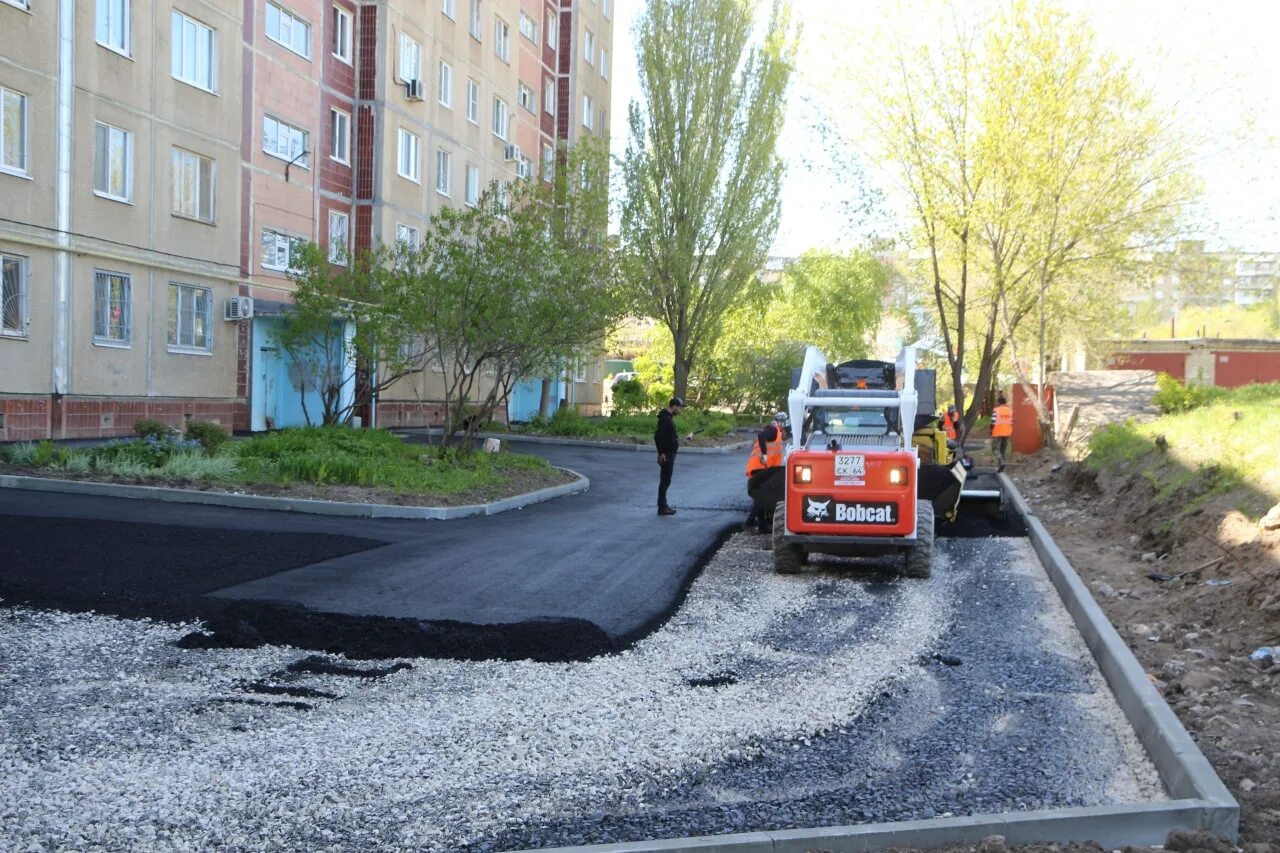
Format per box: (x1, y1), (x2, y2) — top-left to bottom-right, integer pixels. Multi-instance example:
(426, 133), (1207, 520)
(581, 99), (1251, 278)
(787, 344), (919, 452)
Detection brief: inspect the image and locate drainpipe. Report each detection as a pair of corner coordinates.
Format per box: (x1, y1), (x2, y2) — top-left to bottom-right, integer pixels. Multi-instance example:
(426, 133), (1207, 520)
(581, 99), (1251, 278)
(52, 0), (75, 398)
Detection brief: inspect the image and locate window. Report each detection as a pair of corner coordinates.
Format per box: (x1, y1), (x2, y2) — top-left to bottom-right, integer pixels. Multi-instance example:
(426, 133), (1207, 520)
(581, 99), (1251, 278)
(491, 97), (509, 140)
(436, 149), (451, 196)
(600, 48), (609, 80)
(329, 108), (351, 164)
(397, 128), (419, 181)
(2, 88), (29, 175)
(93, 122), (132, 202)
(541, 143), (554, 182)
(266, 3), (310, 58)
(543, 77), (556, 116)
(263, 115), (309, 167)
(466, 78), (479, 123)
(584, 29), (595, 65)
(575, 359), (587, 383)
(438, 60), (453, 107)
(168, 283), (211, 350)
(96, 0), (130, 54)
(260, 228), (305, 272)
(396, 223), (420, 250)
(93, 271), (132, 344)
(598, 107), (607, 136)
(2, 0), (31, 9)
(545, 9), (557, 47)
(332, 7), (352, 62)
(518, 11), (537, 43)
(582, 94), (593, 130)
(171, 11), (217, 91)
(517, 82), (536, 114)
(603, 0), (612, 18)
(441, 0), (455, 19)
(468, 0), (481, 39)
(1, 253), (27, 336)
(465, 164), (479, 206)
(494, 16), (510, 61)
(399, 33), (422, 82)
(328, 211), (349, 265)
(171, 148), (215, 222)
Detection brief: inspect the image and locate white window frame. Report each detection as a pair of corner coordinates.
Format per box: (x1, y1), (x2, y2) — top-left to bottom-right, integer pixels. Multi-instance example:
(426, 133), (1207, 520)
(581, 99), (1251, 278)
(517, 82), (536, 114)
(1, 252), (29, 337)
(332, 6), (353, 64)
(464, 163), (480, 206)
(598, 107), (607, 136)
(603, 0), (612, 19)
(96, 0), (131, 56)
(574, 359), (587, 383)
(541, 143), (554, 182)
(518, 11), (537, 44)
(93, 122), (132, 203)
(1, 0), (32, 9)
(435, 149), (452, 197)
(543, 77), (556, 117)
(93, 269), (132, 345)
(328, 210), (349, 265)
(438, 60), (453, 107)
(441, 0), (455, 19)
(265, 2), (311, 59)
(396, 222), (420, 251)
(468, 0), (481, 40)
(492, 97), (508, 140)
(330, 108), (350, 164)
(600, 48), (609, 80)
(1, 87), (29, 176)
(399, 33), (422, 83)
(263, 115), (309, 168)
(397, 128), (420, 182)
(171, 147), (216, 223)
(466, 78), (480, 124)
(171, 11), (217, 93)
(494, 16), (510, 62)
(582, 94), (593, 130)
(167, 282), (212, 352)
(545, 9), (557, 48)
(584, 29), (595, 66)
(260, 228), (305, 273)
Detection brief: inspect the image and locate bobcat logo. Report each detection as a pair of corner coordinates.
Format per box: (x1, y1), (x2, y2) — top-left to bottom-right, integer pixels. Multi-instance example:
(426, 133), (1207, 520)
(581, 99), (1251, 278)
(805, 497), (831, 521)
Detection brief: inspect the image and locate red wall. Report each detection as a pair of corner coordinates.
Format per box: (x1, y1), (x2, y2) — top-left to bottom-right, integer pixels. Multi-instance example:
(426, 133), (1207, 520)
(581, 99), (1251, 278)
(1110, 352), (1186, 379)
(1212, 351), (1280, 388)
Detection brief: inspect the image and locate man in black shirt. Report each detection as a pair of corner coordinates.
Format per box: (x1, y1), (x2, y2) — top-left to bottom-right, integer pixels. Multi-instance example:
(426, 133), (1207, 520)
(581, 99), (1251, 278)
(654, 396), (684, 515)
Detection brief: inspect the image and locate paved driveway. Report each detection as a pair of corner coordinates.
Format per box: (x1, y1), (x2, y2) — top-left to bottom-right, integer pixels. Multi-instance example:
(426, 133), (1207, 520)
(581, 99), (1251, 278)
(0, 441), (749, 659)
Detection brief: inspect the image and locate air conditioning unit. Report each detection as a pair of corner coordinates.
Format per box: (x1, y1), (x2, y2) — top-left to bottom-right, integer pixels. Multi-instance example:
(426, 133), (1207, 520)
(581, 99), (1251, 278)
(405, 79), (425, 101)
(503, 144), (521, 162)
(515, 157), (532, 179)
(223, 296), (254, 321)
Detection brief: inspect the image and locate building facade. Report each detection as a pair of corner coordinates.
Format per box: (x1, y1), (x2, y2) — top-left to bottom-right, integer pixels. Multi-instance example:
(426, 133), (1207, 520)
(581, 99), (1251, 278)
(0, 0), (612, 441)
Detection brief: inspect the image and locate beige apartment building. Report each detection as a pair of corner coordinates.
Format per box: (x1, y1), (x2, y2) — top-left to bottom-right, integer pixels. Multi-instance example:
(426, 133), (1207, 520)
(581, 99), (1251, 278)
(0, 0), (612, 440)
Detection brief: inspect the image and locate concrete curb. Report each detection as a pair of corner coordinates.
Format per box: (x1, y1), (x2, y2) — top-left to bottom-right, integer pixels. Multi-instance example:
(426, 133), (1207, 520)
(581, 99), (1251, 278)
(511, 476), (1238, 853)
(395, 429), (752, 455)
(0, 470), (589, 520)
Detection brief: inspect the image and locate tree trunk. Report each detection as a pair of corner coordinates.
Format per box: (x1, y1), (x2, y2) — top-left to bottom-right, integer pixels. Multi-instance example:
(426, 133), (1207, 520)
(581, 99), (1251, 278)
(538, 377), (554, 419)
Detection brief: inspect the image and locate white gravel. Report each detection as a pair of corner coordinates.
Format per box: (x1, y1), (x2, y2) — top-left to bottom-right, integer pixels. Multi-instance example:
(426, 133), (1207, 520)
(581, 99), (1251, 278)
(0, 534), (1166, 851)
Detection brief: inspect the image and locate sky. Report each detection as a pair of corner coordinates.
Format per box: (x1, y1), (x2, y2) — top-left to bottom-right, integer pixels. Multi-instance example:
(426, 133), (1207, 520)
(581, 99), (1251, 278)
(608, 0), (1280, 256)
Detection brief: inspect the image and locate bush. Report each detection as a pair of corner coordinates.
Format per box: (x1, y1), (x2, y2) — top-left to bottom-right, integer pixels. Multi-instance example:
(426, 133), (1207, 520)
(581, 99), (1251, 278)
(544, 407), (595, 437)
(1153, 373), (1224, 414)
(1086, 420), (1152, 470)
(133, 418), (177, 440)
(611, 378), (647, 417)
(185, 420), (230, 454)
(159, 449), (238, 480)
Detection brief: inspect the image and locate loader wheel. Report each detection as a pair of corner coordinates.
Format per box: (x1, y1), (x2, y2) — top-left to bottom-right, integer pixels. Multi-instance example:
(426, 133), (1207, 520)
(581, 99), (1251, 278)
(904, 500), (935, 579)
(772, 501), (803, 575)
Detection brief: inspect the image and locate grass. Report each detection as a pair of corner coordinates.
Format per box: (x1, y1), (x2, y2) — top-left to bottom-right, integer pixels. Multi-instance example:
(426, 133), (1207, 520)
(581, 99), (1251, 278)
(1086, 381), (1280, 507)
(1, 426), (556, 497)
(520, 408), (738, 441)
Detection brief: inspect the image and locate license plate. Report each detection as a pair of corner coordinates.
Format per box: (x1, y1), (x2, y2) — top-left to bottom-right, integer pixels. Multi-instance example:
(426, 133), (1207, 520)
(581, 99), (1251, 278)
(835, 454), (865, 478)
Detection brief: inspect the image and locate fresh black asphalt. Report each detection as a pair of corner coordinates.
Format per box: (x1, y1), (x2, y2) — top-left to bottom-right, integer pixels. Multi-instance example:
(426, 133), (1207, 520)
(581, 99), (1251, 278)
(0, 440), (750, 660)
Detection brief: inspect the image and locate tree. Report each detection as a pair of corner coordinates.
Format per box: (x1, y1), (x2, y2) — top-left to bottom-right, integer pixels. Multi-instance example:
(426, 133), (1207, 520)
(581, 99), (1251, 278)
(276, 244), (429, 426)
(620, 0), (796, 400)
(862, 0), (1197, 445)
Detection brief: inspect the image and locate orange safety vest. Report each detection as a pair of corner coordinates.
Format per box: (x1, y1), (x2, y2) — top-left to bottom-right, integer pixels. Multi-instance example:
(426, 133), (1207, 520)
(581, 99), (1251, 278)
(942, 410), (958, 440)
(745, 428), (785, 476)
(992, 405), (1013, 438)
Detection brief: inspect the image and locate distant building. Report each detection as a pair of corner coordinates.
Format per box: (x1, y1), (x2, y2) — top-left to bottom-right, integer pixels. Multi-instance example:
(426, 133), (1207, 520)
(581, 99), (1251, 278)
(1122, 241), (1279, 320)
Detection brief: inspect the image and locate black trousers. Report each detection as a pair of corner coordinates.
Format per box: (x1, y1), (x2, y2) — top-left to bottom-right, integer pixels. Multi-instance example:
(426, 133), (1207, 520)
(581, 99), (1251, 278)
(657, 452), (676, 508)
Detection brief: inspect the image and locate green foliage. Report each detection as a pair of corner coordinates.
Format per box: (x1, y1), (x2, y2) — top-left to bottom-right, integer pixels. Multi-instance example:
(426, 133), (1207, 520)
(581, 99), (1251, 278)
(543, 407), (596, 437)
(159, 450), (238, 481)
(133, 419), (175, 440)
(57, 453), (93, 475)
(31, 440), (61, 467)
(185, 420), (230, 454)
(610, 378), (647, 417)
(1153, 374), (1226, 414)
(5, 443), (38, 465)
(0, 444), (10, 463)
(1085, 421), (1153, 470)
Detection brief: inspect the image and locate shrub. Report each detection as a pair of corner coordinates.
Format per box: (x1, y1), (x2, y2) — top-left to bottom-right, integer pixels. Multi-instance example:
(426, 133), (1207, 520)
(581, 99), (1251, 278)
(134, 418), (177, 440)
(545, 407), (595, 437)
(185, 420), (230, 454)
(31, 440), (61, 467)
(611, 378), (647, 417)
(1153, 373), (1224, 414)
(1086, 421), (1152, 470)
(5, 443), (37, 465)
(159, 449), (238, 480)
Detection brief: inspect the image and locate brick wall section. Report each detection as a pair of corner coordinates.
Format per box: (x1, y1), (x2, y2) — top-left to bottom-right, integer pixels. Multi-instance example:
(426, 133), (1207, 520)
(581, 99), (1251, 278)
(556, 7), (572, 140)
(239, 0), (256, 277)
(353, 5), (378, 254)
(0, 398), (52, 442)
(0, 397), (244, 440)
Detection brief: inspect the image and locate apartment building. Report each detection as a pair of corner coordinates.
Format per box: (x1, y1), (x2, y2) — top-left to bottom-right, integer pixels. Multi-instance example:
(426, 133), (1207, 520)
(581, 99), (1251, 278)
(1122, 241), (1280, 320)
(0, 0), (612, 440)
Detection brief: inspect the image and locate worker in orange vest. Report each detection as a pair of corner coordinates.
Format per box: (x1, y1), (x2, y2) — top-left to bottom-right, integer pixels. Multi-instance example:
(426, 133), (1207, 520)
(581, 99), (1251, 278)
(991, 395), (1013, 472)
(941, 404), (959, 441)
(744, 412), (789, 532)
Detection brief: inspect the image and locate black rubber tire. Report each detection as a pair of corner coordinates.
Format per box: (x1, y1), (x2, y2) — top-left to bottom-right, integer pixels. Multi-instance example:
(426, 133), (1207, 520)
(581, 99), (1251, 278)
(904, 500), (934, 579)
(772, 501), (803, 575)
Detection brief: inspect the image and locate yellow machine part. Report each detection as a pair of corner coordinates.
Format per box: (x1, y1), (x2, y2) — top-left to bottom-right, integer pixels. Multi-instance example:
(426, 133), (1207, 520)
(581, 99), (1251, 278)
(911, 425), (955, 467)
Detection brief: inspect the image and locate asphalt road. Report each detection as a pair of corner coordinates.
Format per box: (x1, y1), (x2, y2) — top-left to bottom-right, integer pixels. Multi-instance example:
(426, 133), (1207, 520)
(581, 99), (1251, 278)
(0, 441), (749, 660)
